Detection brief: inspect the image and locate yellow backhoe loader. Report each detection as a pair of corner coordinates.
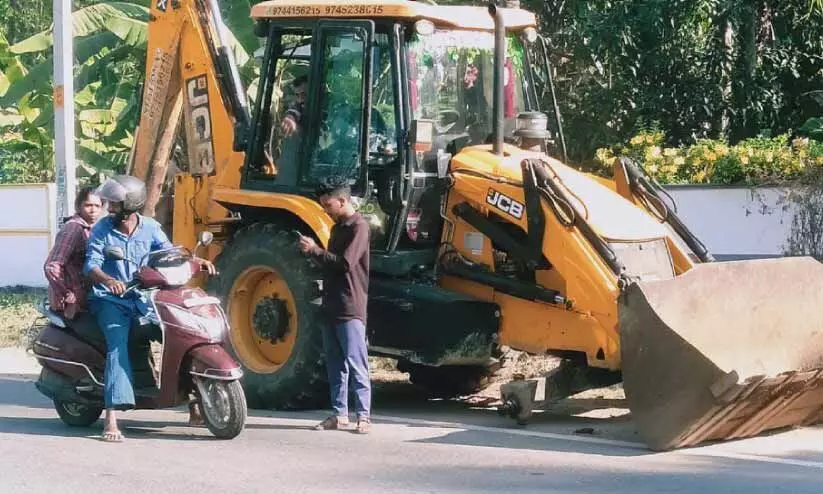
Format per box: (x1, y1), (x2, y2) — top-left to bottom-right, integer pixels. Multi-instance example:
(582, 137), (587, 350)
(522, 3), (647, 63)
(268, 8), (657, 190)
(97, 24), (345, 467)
(129, 0), (823, 451)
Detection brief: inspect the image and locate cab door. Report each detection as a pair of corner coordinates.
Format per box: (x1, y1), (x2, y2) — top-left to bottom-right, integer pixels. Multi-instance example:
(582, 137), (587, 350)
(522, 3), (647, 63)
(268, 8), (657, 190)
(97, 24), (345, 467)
(300, 20), (375, 197)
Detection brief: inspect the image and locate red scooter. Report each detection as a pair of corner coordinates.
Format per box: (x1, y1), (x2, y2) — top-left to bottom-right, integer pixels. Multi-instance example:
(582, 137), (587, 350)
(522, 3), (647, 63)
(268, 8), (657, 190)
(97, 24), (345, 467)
(31, 232), (247, 439)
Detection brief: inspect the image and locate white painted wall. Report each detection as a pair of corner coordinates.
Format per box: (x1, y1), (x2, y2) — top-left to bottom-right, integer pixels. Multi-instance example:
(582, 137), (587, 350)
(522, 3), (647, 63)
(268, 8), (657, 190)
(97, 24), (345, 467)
(0, 182), (802, 287)
(0, 184), (56, 287)
(664, 186), (796, 260)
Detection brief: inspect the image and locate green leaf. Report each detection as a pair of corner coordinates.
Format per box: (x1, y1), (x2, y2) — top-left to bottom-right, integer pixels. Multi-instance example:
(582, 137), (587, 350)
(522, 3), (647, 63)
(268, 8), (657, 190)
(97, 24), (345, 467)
(220, 0), (258, 55)
(75, 31), (133, 62)
(79, 108), (116, 123)
(799, 117), (823, 139)
(77, 139), (129, 175)
(9, 31), (52, 55)
(0, 139), (39, 152)
(4, 58), (29, 84)
(9, 2), (149, 55)
(104, 14), (148, 47)
(73, 45), (134, 91)
(31, 102), (54, 129)
(0, 33), (124, 107)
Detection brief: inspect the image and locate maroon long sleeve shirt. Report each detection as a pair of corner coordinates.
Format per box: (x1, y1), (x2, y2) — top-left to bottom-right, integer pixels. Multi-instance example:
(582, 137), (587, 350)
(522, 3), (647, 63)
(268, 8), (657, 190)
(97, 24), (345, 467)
(44, 215), (92, 314)
(309, 212), (370, 325)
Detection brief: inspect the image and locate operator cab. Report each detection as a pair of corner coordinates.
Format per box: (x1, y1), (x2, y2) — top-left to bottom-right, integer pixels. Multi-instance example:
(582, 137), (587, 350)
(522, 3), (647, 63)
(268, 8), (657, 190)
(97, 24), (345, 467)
(240, 1), (559, 274)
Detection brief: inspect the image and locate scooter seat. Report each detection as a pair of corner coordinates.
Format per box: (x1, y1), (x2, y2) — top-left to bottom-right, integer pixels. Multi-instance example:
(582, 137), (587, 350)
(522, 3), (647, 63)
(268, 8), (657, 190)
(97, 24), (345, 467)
(59, 313), (161, 354)
(66, 312), (108, 353)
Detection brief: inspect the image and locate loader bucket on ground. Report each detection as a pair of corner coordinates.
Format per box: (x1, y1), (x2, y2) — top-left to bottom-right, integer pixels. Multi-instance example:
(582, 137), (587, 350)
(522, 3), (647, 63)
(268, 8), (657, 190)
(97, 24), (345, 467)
(618, 256), (823, 451)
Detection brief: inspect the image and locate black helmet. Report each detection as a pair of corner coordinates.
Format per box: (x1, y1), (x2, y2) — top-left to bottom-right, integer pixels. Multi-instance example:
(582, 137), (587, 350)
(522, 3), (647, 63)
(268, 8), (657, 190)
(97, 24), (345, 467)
(98, 175), (146, 214)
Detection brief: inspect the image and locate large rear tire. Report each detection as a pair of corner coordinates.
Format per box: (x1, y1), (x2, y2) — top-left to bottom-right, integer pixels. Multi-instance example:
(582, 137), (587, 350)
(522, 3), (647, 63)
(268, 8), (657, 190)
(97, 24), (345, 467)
(208, 223), (329, 410)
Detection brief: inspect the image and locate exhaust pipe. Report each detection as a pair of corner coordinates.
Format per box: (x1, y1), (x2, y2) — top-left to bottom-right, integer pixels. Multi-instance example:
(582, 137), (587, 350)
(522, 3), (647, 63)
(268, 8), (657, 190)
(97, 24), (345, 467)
(488, 2), (505, 156)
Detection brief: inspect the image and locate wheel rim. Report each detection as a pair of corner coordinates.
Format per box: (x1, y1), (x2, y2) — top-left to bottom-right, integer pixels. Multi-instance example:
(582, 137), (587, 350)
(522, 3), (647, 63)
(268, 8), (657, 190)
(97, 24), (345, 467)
(200, 381), (232, 429)
(228, 265), (299, 373)
(61, 402), (88, 417)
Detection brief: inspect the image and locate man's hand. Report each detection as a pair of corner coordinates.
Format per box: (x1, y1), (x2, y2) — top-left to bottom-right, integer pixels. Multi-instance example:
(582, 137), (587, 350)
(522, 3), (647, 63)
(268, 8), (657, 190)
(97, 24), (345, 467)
(62, 291), (78, 319)
(298, 234), (317, 254)
(105, 278), (127, 295)
(63, 303), (78, 320)
(196, 257), (217, 275)
(280, 115), (298, 137)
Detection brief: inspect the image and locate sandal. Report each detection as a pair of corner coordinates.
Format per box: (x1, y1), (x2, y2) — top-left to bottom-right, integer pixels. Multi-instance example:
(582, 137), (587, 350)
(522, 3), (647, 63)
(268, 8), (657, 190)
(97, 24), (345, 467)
(313, 415), (349, 431)
(101, 429), (125, 442)
(355, 418), (371, 435)
(188, 402), (205, 427)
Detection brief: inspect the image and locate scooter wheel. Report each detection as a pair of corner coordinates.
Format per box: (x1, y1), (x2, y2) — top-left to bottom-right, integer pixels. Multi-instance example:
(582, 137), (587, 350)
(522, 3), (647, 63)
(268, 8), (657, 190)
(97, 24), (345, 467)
(197, 380), (247, 439)
(54, 400), (103, 427)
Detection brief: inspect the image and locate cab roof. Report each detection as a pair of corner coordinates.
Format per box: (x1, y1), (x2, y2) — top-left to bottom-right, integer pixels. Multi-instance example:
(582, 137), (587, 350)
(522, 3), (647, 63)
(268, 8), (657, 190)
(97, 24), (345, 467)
(250, 0), (537, 31)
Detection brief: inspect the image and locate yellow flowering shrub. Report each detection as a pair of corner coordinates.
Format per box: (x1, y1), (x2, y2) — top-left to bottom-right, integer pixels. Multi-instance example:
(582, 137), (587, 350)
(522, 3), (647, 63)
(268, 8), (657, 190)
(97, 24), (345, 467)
(594, 132), (823, 185)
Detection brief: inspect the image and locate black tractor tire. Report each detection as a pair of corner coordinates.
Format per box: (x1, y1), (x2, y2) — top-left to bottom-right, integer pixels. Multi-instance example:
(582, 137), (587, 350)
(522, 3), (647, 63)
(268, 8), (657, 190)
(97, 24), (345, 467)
(199, 380), (247, 439)
(54, 400), (103, 427)
(208, 222), (329, 410)
(399, 346), (516, 398)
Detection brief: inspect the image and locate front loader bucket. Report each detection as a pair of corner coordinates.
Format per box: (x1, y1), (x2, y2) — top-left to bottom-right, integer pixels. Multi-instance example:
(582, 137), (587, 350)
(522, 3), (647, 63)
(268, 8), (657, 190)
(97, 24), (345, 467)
(619, 256), (823, 451)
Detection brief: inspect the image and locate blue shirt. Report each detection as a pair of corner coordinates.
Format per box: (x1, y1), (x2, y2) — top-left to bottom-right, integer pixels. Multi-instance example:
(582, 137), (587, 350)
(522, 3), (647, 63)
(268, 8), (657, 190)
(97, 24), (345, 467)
(84, 214), (173, 303)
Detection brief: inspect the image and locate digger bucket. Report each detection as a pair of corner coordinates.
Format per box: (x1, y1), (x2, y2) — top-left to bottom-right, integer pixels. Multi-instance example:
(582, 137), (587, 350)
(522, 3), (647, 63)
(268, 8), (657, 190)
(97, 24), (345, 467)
(619, 256), (823, 451)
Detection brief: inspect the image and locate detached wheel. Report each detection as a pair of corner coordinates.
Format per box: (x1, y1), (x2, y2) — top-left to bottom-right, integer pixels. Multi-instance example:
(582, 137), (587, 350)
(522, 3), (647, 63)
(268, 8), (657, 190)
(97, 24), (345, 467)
(399, 346), (515, 398)
(54, 400), (103, 427)
(196, 379), (247, 439)
(209, 223), (328, 410)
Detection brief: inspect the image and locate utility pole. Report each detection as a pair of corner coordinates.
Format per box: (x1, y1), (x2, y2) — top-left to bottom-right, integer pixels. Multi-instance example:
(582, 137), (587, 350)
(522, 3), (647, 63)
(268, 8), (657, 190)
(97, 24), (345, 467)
(53, 0), (75, 225)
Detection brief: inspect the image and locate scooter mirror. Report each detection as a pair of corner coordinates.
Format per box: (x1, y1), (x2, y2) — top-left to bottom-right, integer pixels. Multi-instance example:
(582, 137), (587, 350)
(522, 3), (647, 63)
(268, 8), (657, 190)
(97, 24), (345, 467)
(197, 231), (214, 247)
(104, 246), (126, 261)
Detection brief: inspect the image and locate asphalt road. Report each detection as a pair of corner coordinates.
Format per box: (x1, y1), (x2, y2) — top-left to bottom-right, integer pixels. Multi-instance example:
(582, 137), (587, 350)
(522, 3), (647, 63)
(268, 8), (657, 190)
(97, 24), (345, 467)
(2, 349), (823, 493)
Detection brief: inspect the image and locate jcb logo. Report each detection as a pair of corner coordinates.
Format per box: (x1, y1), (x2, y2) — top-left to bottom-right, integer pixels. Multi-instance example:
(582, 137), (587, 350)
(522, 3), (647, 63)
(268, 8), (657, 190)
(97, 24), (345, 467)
(486, 189), (524, 219)
(186, 75), (215, 175)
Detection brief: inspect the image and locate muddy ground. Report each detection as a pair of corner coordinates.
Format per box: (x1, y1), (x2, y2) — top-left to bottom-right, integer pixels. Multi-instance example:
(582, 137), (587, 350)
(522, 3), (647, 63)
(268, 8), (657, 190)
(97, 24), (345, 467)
(369, 352), (629, 422)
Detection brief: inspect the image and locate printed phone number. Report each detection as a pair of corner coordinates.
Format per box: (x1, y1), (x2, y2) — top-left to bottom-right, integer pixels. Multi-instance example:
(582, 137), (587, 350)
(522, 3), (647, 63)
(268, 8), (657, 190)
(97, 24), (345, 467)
(267, 5), (386, 16)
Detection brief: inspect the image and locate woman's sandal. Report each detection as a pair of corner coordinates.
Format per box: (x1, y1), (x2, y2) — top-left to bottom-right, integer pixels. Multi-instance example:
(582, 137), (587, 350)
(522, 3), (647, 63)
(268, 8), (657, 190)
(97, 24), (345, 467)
(101, 429), (125, 442)
(188, 402), (205, 427)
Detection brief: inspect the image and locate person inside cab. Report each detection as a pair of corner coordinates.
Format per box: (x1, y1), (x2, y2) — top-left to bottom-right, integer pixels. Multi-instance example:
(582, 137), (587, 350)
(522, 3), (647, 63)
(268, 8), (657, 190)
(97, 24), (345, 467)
(280, 75), (307, 138)
(44, 186), (104, 320)
(83, 175), (215, 442)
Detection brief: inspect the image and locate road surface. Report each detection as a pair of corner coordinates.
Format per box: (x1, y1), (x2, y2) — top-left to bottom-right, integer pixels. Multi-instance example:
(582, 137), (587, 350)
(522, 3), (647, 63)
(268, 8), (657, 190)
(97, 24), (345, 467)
(1, 348), (822, 493)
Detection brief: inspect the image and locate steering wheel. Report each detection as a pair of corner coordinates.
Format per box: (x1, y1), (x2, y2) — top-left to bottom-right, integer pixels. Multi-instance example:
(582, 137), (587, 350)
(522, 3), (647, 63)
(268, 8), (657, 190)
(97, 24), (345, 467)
(435, 110), (462, 134)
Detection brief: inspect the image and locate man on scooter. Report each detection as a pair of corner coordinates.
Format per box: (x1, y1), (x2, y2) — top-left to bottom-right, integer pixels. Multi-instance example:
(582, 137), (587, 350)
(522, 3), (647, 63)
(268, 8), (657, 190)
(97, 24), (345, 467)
(83, 175), (215, 442)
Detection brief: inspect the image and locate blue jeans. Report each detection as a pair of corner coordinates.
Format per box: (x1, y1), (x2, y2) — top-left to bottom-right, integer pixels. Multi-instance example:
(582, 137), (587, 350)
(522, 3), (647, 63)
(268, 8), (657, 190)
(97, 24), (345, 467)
(322, 319), (371, 419)
(90, 298), (138, 410)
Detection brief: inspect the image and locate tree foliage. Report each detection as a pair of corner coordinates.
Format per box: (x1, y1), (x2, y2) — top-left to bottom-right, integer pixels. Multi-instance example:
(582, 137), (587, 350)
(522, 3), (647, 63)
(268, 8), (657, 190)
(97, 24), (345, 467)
(519, 0), (823, 162)
(0, 0), (821, 184)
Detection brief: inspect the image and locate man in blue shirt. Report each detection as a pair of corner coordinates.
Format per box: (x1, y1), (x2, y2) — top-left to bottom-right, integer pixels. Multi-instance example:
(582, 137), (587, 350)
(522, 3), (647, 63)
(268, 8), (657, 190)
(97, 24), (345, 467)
(84, 175), (213, 442)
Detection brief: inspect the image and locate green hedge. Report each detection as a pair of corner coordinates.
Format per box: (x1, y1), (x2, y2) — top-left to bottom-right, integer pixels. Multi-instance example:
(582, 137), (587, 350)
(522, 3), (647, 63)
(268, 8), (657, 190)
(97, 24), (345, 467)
(594, 132), (823, 186)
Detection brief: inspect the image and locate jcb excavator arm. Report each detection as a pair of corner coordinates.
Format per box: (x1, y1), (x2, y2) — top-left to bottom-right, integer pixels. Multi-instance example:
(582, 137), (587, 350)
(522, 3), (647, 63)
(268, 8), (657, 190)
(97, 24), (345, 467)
(129, 0), (331, 253)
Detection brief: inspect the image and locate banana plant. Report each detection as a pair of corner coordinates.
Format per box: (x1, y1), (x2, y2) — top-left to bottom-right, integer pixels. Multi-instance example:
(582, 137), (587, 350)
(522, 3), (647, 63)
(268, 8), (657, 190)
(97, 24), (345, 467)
(0, 0), (255, 184)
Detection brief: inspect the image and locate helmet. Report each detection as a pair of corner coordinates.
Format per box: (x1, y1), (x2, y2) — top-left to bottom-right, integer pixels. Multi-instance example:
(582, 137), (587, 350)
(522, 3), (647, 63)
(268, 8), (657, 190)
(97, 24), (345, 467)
(98, 175), (146, 214)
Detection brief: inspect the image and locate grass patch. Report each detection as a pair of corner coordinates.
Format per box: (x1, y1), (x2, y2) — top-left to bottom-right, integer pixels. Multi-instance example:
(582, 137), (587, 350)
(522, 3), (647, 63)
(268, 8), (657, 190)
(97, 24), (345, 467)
(0, 286), (46, 347)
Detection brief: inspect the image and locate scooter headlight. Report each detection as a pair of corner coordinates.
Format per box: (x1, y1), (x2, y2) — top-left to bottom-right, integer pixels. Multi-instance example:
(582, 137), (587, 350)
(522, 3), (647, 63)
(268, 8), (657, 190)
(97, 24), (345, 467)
(164, 304), (227, 342)
(155, 263), (194, 287)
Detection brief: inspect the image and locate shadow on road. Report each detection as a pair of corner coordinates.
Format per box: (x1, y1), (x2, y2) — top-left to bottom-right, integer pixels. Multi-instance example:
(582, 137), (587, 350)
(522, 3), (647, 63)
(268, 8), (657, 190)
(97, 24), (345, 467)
(0, 374), (50, 409)
(0, 413), (223, 442)
(240, 378), (648, 456)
